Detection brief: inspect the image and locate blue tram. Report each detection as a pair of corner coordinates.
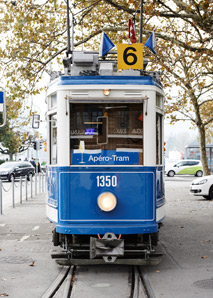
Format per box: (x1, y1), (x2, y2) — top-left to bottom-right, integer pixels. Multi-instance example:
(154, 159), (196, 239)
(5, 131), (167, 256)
(46, 51), (165, 265)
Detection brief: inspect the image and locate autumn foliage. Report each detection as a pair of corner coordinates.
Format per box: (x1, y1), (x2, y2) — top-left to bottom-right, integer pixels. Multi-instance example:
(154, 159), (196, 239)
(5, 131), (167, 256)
(0, 0), (212, 171)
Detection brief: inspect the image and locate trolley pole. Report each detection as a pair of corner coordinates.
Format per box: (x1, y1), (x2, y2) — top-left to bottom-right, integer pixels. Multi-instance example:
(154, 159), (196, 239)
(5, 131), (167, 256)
(139, 0), (143, 43)
(66, 0), (72, 56)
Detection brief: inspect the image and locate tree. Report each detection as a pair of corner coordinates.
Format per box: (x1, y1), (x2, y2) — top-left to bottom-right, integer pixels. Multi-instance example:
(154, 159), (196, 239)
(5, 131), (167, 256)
(0, 121), (35, 160)
(0, 95), (37, 160)
(0, 0), (212, 173)
(70, 0), (213, 175)
(148, 3), (213, 175)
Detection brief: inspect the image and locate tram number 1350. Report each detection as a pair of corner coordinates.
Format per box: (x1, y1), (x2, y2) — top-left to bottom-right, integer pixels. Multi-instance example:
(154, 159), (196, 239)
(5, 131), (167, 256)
(96, 176), (117, 187)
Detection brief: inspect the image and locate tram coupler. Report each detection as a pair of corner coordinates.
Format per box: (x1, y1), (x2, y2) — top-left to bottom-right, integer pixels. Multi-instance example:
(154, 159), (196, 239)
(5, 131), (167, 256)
(90, 233), (124, 263)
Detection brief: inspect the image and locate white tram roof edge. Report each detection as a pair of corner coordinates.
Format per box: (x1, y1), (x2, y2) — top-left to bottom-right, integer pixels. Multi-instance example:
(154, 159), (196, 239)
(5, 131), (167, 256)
(47, 76), (164, 98)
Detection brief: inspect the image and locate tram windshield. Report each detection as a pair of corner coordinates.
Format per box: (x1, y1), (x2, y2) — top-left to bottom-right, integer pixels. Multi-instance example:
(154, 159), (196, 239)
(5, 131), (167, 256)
(70, 103), (143, 166)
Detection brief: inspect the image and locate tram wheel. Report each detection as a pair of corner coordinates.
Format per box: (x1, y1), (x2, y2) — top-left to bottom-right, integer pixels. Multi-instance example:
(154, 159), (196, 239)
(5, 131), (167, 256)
(52, 228), (60, 246)
(151, 232), (159, 246)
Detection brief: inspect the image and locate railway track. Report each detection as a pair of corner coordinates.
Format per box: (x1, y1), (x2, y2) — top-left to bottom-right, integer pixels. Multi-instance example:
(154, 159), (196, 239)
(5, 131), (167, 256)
(41, 265), (155, 298)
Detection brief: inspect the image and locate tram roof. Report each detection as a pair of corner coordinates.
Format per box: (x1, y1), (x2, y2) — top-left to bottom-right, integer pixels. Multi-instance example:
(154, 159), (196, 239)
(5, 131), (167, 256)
(49, 75), (163, 90)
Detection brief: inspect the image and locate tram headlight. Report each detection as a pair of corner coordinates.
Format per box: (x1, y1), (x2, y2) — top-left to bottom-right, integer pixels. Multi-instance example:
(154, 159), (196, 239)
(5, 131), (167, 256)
(97, 192), (117, 212)
(103, 89), (110, 96)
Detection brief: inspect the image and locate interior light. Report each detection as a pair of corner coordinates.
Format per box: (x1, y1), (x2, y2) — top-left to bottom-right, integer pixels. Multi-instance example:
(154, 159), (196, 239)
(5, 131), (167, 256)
(97, 192), (117, 212)
(104, 89), (110, 96)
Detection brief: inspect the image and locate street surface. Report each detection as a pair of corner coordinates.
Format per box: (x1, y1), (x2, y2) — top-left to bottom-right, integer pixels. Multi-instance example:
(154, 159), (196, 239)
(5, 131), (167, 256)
(0, 193), (61, 298)
(0, 175), (212, 297)
(144, 175), (213, 298)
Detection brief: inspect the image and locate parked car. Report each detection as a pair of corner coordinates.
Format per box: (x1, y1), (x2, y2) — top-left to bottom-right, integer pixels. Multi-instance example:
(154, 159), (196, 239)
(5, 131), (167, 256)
(165, 159), (203, 177)
(190, 175), (213, 200)
(0, 162), (35, 182)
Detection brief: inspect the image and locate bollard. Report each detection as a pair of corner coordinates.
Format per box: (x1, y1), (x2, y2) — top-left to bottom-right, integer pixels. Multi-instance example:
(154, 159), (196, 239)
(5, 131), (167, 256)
(20, 176), (22, 204)
(0, 180), (2, 215)
(42, 173), (44, 193)
(25, 175), (28, 201)
(30, 174), (33, 198)
(35, 173), (37, 196)
(12, 175), (15, 208)
(39, 173), (41, 194)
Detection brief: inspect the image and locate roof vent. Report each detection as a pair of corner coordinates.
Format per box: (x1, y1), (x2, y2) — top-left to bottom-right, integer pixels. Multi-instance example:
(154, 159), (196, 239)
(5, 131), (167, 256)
(99, 63), (113, 75)
(73, 52), (94, 65)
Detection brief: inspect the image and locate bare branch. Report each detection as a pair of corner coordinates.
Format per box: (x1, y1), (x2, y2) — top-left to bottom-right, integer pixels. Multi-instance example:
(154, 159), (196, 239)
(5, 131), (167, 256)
(199, 98), (213, 107)
(204, 117), (213, 126)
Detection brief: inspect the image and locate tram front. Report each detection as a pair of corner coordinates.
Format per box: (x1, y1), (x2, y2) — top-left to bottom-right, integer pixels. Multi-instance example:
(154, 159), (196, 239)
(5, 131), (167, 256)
(46, 53), (165, 265)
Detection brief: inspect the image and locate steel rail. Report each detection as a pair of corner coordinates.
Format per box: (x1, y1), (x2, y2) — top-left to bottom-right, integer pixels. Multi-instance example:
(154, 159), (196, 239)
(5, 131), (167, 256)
(41, 264), (155, 298)
(40, 266), (71, 298)
(62, 266), (75, 298)
(136, 266), (157, 298)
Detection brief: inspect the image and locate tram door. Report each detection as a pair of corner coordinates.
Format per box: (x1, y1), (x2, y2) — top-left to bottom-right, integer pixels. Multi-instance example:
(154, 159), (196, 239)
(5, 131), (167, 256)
(70, 103), (143, 166)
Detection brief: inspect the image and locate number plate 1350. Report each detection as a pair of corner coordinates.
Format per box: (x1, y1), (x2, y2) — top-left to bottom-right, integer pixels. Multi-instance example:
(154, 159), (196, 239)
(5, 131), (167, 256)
(96, 175), (117, 187)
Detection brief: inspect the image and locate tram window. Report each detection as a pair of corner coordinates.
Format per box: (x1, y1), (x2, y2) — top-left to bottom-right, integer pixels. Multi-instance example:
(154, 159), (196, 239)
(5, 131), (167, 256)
(50, 114), (57, 164)
(156, 94), (162, 109)
(70, 103), (143, 166)
(156, 113), (163, 165)
(49, 94), (57, 109)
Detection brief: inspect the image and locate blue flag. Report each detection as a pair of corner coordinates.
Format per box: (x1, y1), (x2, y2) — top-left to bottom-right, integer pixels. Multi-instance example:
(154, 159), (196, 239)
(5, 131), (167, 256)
(144, 31), (156, 54)
(0, 91), (3, 104)
(99, 32), (115, 57)
(0, 91), (4, 112)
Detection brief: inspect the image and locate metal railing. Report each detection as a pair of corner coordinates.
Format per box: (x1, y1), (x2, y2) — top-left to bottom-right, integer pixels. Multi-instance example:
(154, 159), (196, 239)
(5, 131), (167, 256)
(0, 173), (46, 215)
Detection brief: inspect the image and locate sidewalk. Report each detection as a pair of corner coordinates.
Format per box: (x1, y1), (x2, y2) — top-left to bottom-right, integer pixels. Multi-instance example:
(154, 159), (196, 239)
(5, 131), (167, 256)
(0, 193), (61, 298)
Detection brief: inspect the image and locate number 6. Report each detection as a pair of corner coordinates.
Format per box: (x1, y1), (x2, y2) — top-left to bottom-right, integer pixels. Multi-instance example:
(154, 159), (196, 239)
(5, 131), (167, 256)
(123, 47), (137, 66)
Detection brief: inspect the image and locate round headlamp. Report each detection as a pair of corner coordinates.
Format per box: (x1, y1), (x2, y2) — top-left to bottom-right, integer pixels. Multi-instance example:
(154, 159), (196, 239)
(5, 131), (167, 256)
(103, 89), (110, 96)
(97, 192), (117, 212)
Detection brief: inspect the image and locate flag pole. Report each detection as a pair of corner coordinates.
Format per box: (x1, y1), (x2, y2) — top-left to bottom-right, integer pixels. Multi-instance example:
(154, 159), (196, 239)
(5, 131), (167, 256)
(139, 0), (143, 43)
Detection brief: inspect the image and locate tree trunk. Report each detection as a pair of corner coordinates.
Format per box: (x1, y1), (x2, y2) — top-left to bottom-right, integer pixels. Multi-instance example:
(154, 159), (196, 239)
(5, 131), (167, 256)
(197, 124), (210, 176)
(188, 86), (210, 176)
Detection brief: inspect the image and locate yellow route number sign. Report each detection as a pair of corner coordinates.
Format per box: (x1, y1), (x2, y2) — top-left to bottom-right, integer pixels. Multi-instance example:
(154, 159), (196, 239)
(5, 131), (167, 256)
(117, 44), (143, 70)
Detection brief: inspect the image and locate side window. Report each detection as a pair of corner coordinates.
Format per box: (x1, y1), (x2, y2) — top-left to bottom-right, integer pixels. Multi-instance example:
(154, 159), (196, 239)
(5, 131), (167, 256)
(156, 113), (163, 164)
(50, 114), (57, 164)
(49, 93), (57, 109)
(189, 161), (199, 166)
(21, 164), (27, 168)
